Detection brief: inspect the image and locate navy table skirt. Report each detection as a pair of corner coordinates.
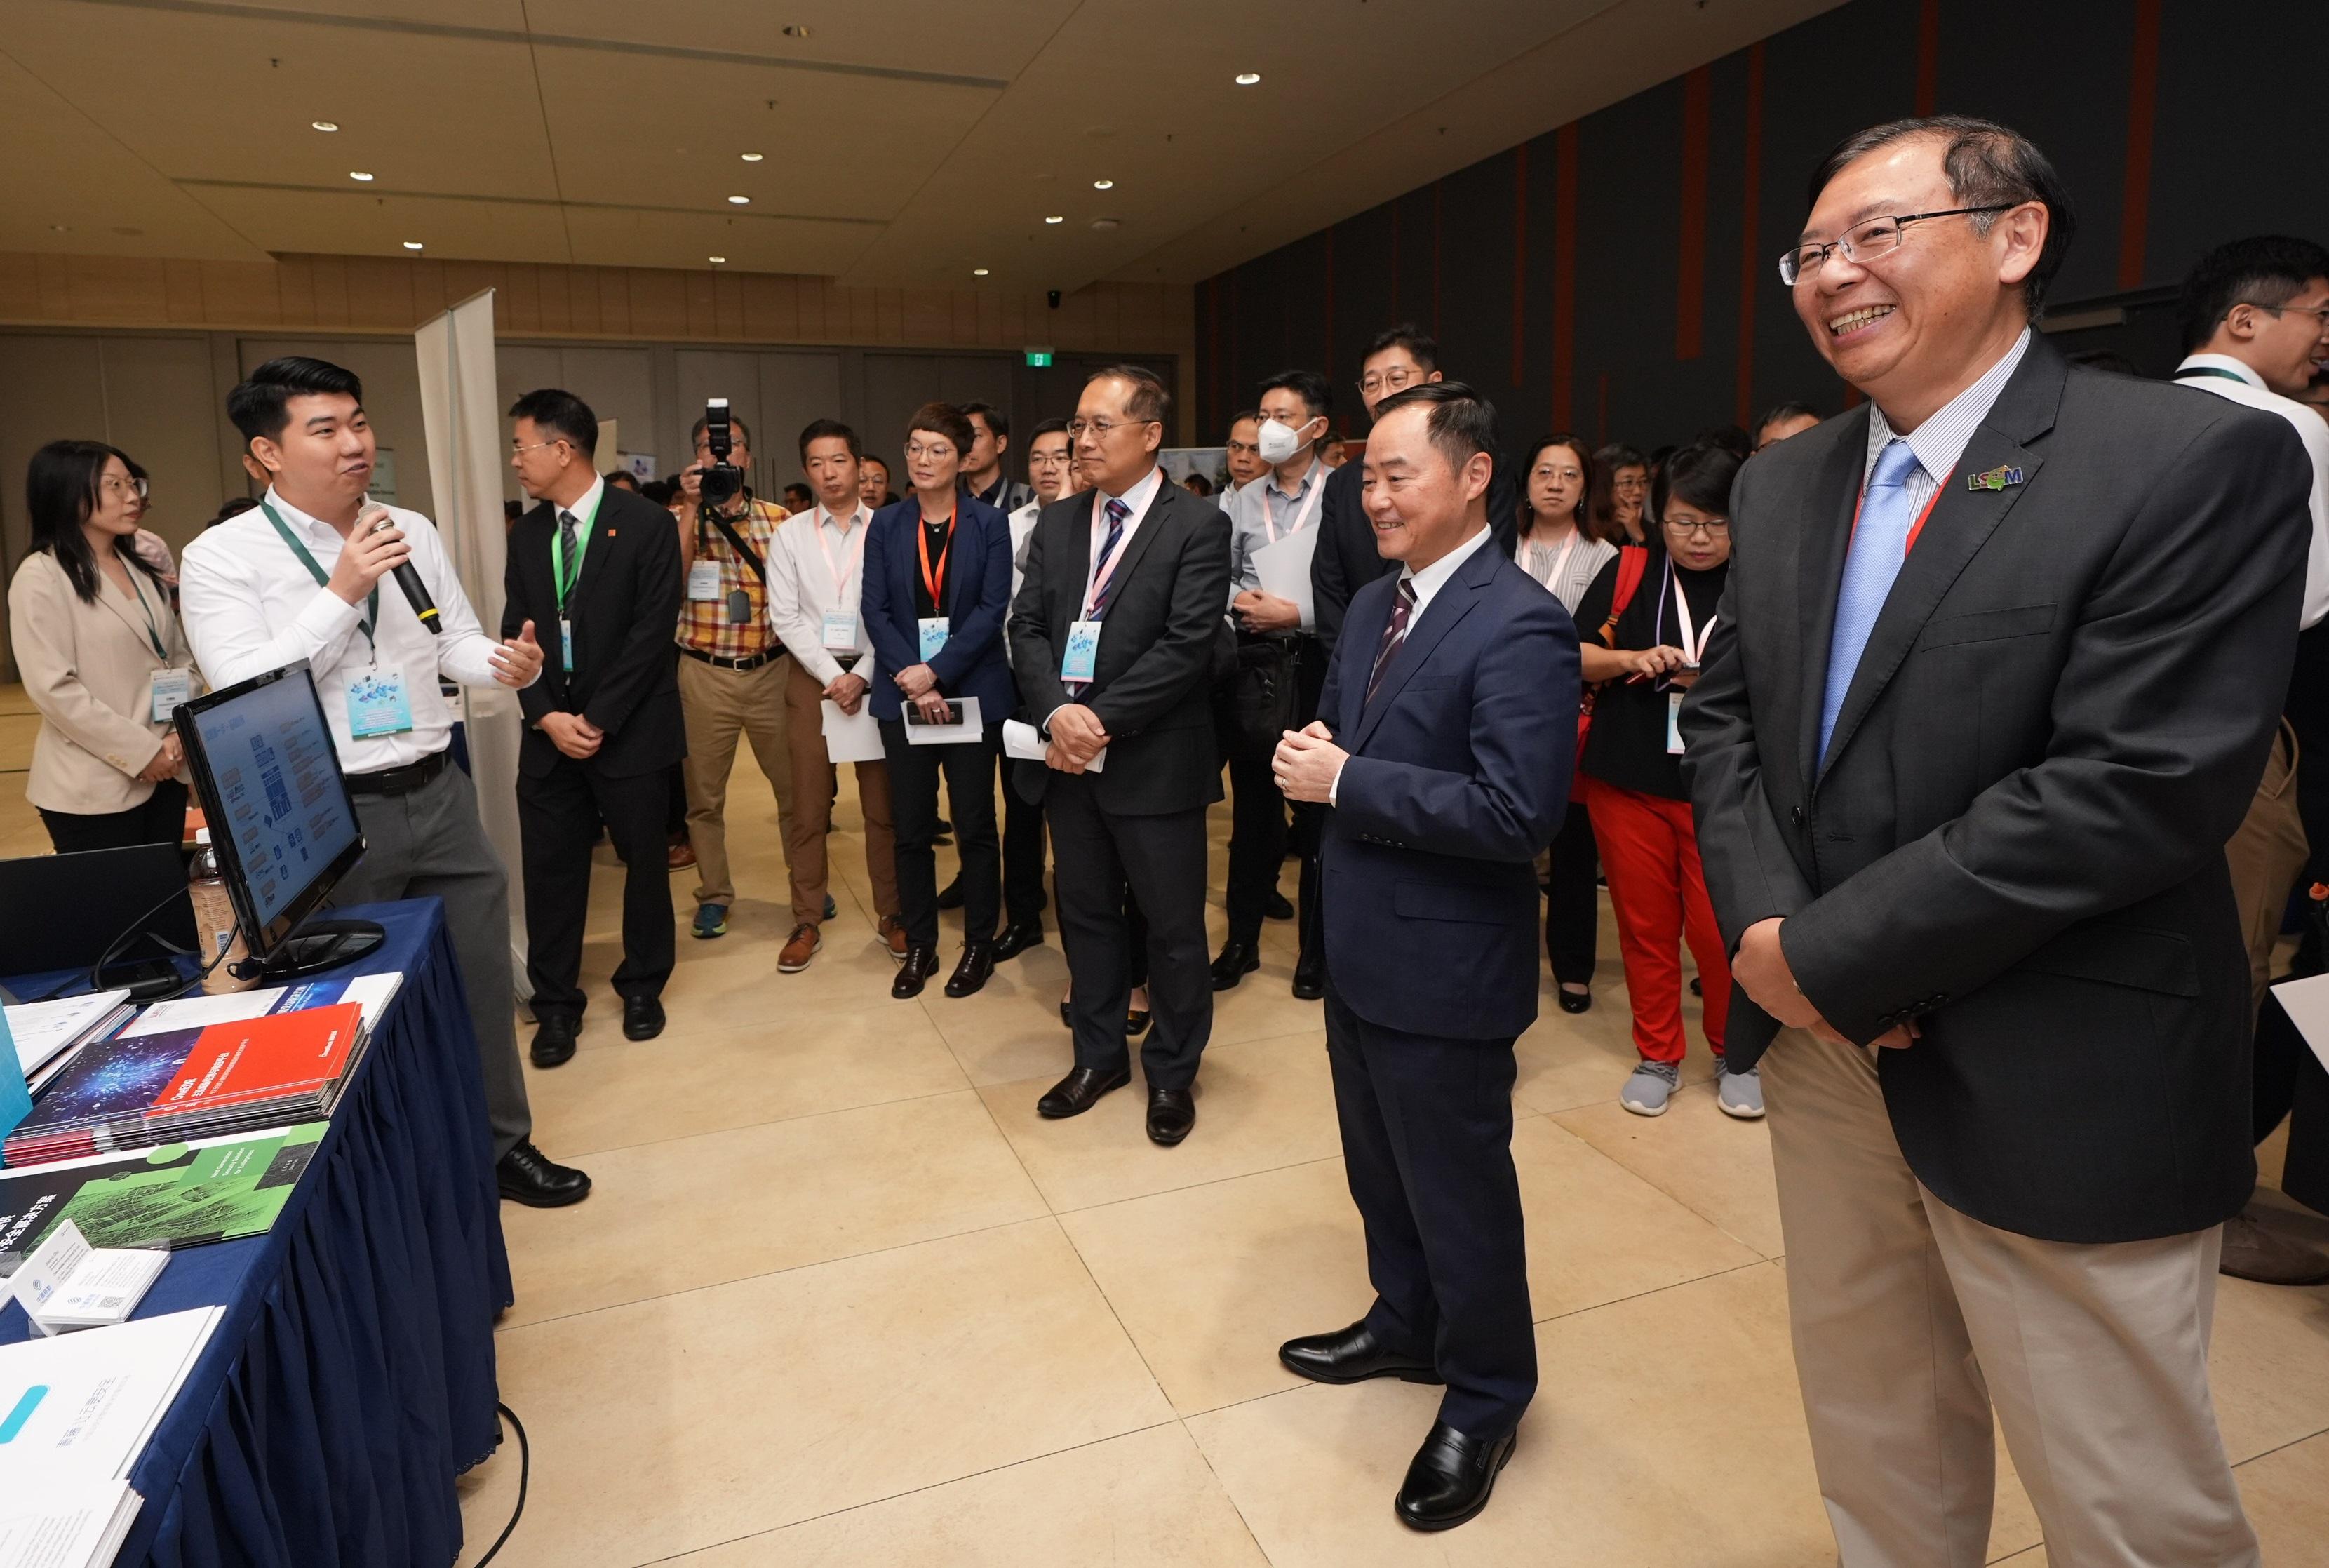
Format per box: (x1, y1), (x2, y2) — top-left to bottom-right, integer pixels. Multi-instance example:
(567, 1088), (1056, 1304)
(1, 898), (514, 1567)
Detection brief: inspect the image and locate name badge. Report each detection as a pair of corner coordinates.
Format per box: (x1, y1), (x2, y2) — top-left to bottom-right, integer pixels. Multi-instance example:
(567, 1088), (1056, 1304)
(687, 559), (723, 602)
(1667, 691), (1686, 756)
(918, 617), (949, 662)
(149, 667), (192, 723)
(560, 618), (575, 673)
(347, 669), (415, 738)
(821, 610), (859, 650)
(1061, 619), (1101, 683)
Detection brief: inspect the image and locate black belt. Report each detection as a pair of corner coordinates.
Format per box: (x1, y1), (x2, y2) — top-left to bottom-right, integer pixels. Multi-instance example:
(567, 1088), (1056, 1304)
(345, 749), (450, 798)
(681, 645), (783, 671)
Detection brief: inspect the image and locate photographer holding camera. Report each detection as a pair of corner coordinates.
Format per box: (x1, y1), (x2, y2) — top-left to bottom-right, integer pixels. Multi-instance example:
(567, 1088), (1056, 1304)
(673, 404), (801, 942)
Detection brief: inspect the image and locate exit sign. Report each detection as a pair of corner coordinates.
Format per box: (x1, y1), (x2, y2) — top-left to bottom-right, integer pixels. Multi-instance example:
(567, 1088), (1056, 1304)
(1023, 347), (1054, 368)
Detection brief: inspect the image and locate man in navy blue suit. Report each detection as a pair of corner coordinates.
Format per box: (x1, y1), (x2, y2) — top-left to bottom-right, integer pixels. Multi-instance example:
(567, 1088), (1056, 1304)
(1273, 382), (1578, 1532)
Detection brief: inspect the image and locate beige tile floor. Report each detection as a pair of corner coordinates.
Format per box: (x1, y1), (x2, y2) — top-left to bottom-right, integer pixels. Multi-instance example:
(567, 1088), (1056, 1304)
(2, 684), (2325, 1564)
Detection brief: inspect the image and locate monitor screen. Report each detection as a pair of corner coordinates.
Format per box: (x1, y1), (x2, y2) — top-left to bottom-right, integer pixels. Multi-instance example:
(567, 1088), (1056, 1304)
(177, 664), (365, 957)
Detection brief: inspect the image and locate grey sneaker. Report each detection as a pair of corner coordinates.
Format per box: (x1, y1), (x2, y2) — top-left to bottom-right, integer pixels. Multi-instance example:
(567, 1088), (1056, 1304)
(1715, 1062), (1765, 1119)
(1620, 1059), (1682, 1117)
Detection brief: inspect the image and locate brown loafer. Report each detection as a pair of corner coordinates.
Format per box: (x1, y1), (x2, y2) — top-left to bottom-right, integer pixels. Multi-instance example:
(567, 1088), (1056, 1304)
(778, 921), (821, 973)
(878, 913), (910, 960)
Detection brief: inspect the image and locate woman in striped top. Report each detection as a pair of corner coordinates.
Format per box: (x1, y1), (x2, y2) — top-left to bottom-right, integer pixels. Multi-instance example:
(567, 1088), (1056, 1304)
(1512, 434), (1620, 1015)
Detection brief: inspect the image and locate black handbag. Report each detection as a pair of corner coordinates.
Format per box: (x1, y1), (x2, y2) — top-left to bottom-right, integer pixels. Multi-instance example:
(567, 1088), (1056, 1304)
(1228, 636), (1300, 760)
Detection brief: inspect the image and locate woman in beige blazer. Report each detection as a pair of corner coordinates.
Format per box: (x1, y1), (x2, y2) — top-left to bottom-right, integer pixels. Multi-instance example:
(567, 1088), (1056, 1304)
(7, 440), (194, 853)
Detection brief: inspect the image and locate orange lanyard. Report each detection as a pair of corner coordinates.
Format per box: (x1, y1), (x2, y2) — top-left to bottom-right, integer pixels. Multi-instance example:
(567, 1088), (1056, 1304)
(1849, 467), (1952, 556)
(917, 509), (954, 608)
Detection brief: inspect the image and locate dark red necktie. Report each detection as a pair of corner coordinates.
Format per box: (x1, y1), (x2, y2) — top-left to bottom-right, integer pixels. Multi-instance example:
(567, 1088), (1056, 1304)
(1364, 577), (1418, 706)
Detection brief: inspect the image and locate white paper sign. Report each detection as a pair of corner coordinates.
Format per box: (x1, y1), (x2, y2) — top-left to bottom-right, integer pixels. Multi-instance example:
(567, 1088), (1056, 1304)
(821, 700), (884, 763)
(2269, 972), (2329, 1072)
(1001, 717), (1104, 771)
(904, 695), (983, 745)
(1252, 523), (1322, 629)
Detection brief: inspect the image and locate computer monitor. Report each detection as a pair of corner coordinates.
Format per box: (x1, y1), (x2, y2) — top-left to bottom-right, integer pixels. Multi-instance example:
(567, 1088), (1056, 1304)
(174, 662), (377, 980)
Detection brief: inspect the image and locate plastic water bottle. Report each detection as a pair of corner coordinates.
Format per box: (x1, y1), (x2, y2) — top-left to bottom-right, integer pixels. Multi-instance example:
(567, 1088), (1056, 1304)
(188, 829), (252, 994)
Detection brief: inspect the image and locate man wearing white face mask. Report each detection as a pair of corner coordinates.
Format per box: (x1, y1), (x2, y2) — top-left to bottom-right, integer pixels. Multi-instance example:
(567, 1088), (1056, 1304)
(1214, 370), (1334, 996)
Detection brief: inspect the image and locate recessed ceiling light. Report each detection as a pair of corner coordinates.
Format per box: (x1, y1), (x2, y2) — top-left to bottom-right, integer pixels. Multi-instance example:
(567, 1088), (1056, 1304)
(402, 240), (423, 250)
(727, 194), (751, 205)
(973, 267), (989, 276)
(311, 120), (339, 133)
(50, 223), (68, 233)
(1093, 179), (1114, 190)
(740, 152), (764, 162)
(349, 170), (374, 182)
(782, 23), (812, 37)
(709, 255), (727, 264)
(1044, 215), (1064, 225)
(1235, 72), (1262, 86)
(1090, 217), (1119, 231)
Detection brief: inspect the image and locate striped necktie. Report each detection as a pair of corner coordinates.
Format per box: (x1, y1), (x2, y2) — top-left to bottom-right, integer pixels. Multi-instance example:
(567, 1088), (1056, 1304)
(1089, 497), (1132, 617)
(556, 509), (581, 603)
(1364, 578), (1418, 707)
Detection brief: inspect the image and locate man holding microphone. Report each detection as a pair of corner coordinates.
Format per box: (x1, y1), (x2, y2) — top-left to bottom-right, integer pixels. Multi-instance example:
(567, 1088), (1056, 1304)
(180, 355), (591, 1210)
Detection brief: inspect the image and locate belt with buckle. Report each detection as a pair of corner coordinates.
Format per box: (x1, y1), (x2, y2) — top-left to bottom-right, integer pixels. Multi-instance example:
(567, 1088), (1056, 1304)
(344, 749), (450, 798)
(681, 646), (781, 671)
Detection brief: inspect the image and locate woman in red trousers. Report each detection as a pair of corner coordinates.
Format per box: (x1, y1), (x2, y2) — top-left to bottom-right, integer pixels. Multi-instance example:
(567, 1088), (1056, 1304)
(1569, 441), (1757, 1120)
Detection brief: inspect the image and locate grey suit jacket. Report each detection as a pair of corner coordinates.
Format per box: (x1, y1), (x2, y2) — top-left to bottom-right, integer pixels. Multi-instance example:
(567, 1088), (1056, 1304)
(1682, 337), (2311, 1242)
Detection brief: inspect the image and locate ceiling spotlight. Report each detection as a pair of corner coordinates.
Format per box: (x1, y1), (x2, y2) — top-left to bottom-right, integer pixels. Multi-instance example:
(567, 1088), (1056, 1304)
(1235, 72), (1261, 86)
(50, 223), (69, 233)
(402, 240), (424, 250)
(782, 23), (812, 37)
(740, 152), (764, 161)
(709, 255), (727, 264)
(311, 120), (339, 133)
(973, 267), (989, 276)
(1090, 217), (1119, 231)
(349, 170), (375, 181)
(727, 194), (751, 205)
(1044, 214), (1064, 225)
(1093, 179), (1114, 190)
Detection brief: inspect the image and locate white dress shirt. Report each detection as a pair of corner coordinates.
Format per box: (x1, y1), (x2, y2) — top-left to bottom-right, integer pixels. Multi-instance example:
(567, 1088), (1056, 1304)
(1326, 521), (1498, 804)
(179, 487), (528, 773)
(767, 502), (875, 686)
(1226, 457), (1326, 605)
(1862, 326), (2032, 509)
(1078, 464), (1168, 617)
(2173, 352), (2329, 630)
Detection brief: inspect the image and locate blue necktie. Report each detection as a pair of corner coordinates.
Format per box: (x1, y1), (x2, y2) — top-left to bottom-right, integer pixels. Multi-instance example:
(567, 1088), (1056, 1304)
(1819, 438), (1923, 761)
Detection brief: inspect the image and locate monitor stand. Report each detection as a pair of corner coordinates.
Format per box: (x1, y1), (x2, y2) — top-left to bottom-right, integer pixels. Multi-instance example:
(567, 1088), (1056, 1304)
(239, 917), (386, 983)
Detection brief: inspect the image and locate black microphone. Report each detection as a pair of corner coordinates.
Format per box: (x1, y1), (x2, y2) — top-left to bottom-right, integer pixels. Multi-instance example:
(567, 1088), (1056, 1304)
(357, 502), (441, 635)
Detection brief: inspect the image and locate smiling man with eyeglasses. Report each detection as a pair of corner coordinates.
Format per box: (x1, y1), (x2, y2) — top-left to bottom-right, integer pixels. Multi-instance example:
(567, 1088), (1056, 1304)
(1684, 115), (2313, 1567)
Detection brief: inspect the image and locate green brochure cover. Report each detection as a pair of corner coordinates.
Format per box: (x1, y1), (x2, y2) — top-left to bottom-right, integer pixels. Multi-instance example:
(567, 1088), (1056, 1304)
(0, 1122), (325, 1263)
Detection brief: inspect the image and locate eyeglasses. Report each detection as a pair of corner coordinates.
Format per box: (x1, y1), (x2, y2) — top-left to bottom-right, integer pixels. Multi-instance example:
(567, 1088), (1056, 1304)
(509, 439), (564, 456)
(903, 441), (957, 461)
(2244, 301), (2329, 328)
(99, 474), (150, 500)
(1066, 417), (1160, 441)
(1357, 367), (1422, 398)
(1662, 516), (1729, 537)
(1778, 205), (2017, 286)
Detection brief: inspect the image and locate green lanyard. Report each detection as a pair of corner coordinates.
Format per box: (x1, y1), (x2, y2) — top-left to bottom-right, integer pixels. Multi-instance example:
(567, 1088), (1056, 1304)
(263, 499), (379, 659)
(2175, 367), (2251, 386)
(551, 486), (603, 615)
(123, 567), (167, 661)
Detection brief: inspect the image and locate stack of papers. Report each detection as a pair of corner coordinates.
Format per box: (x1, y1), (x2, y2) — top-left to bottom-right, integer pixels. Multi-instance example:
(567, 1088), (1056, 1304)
(0, 1480), (142, 1568)
(0, 1306), (222, 1489)
(4, 980), (392, 1167)
(3, 991), (135, 1094)
(32, 1245), (170, 1334)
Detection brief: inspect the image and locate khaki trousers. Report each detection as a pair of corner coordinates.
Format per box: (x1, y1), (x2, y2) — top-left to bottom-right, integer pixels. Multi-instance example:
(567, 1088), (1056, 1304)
(782, 659), (899, 925)
(1763, 1028), (2257, 1568)
(678, 652), (796, 908)
(2226, 723), (2307, 1016)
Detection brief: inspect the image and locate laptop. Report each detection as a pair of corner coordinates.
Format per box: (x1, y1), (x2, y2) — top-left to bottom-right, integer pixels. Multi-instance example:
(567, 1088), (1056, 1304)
(0, 843), (199, 993)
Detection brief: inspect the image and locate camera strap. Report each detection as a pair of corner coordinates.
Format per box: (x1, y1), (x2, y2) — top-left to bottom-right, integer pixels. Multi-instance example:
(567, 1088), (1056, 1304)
(701, 503), (769, 586)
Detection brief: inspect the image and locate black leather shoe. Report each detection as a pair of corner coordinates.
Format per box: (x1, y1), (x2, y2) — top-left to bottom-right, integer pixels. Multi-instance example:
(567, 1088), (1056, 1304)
(622, 993), (665, 1040)
(1557, 984), (1592, 1014)
(1125, 1007), (1151, 1038)
(530, 1013), (579, 1068)
(893, 944), (941, 998)
(992, 918), (1045, 961)
(497, 1140), (592, 1207)
(1210, 939), (1260, 991)
(1038, 1064), (1129, 1118)
(1060, 998), (1074, 1029)
(935, 875), (964, 909)
(1266, 890), (1295, 920)
(1146, 1085), (1196, 1146)
(944, 939), (995, 998)
(1291, 950), (1325, 1001)
(1278, 1320), (1442, 1386)
(1395, 1422), (1516, 1532)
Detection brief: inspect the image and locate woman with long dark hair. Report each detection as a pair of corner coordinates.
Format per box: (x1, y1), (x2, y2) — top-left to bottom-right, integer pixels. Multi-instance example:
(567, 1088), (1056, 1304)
(1514, 434), (1620, 1012)
(6, 441), (193, 852)
(1591, 443), (1650, 545)
(1569, 441), (1752, 1119)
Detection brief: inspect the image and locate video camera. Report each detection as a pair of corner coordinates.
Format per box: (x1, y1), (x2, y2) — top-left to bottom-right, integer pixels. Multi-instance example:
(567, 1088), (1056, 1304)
(698, 397), (748, 509)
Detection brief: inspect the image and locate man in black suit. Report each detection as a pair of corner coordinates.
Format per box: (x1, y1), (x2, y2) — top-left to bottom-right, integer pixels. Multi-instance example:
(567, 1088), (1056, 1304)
(1009, 366), (1230, 1146)
(1310, 326), (1519, 659)
(505, 388), (686, 1061)
(1272, 382), (1574, 1532)
(1684, 118), (2311, 1564)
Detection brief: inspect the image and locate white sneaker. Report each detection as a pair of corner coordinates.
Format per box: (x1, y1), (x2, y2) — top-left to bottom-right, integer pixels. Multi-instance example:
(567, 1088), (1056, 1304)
(1620, 1059), (1681, 1116)
(1714, 1063), (1764, 1119)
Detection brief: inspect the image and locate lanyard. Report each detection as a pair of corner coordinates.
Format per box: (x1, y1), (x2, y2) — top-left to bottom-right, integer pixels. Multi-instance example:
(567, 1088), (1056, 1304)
(1524, 528), (1582, 595)
(814, 509), (868, 601)
(1659, 558), (1718, 666)
(1083, 490), (1140, 619)
(2175, 366), (2252, 386)
(917, 507), (955, 608)
(1848, 464), (1952, 556)
(123, 567), (168, 661)
(264, 498), (379, 658)
(1259, 472), (1323, 545)
(551, 487), (603, 615)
